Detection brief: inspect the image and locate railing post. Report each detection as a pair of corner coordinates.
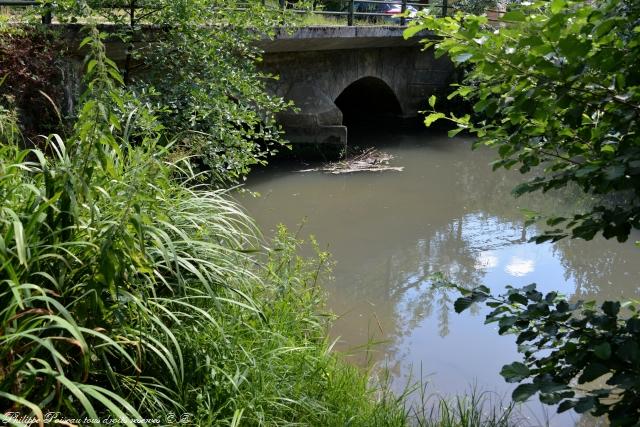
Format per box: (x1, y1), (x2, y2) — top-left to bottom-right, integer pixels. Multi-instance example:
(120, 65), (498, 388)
(41, 10), (52, 24)
(348, 0), (354, 26)
(441, 0), (448, 17)
(41, 1), (52, 24)
(400, 0), (407, 26)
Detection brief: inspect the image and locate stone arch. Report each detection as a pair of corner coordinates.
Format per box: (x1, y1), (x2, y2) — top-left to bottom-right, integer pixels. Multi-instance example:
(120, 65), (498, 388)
(334, 76), (403, 125)
(275, 83), (347, 145)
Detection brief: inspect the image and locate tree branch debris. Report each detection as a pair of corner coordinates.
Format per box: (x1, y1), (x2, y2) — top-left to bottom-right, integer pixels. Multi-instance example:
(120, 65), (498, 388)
(297, 148), (404, 174)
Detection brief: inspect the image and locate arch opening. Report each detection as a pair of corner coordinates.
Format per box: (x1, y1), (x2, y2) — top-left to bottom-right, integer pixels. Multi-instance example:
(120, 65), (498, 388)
(334, 77), (403, 126)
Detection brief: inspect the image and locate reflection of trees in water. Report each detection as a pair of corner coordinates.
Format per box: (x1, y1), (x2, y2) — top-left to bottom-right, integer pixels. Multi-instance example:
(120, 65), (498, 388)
(396, 281), (454, 338)
(385, 217), (486, 339)
(552, 236), (640, 301)
(453, 148), (639, 302)
(372, 148), (637, 351)
(350, 151), (534, 348)
(383, 211), (532, 343)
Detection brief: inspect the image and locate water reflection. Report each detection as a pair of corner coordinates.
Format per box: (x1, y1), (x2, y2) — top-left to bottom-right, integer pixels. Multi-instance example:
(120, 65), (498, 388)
(240, 128), (640, 426)
(554, 237), (640, 301)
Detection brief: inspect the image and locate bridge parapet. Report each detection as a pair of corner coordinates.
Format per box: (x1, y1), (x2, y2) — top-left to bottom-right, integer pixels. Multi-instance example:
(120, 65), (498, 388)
(257, 26), (432, 52)
(259, 27), (453, 145)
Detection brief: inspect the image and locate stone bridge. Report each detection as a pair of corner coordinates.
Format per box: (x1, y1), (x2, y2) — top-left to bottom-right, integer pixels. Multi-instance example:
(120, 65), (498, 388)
(257, 27), (454, 144)
(56, 25), (453, 146)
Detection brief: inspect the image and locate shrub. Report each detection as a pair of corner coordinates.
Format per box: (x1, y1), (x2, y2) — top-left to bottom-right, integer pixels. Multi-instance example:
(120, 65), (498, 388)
(0, 28), (67, 140)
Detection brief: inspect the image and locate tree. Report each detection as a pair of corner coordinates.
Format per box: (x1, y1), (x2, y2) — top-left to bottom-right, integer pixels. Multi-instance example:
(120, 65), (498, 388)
(406, 0), (640, 424)
(44, 0), (298, 182)
(408, 0), (640, 243)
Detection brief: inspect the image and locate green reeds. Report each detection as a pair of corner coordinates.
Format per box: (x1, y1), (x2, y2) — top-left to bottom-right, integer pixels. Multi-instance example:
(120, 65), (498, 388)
(409, 383), (523, 427)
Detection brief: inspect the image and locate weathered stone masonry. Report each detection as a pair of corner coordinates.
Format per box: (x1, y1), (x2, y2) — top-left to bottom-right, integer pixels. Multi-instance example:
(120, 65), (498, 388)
(258, 26), (454, 144)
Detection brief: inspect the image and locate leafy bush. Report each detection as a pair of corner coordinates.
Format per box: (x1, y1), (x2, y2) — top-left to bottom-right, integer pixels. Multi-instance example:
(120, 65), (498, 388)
(410, 0), (640, 243)
(5, 1), (298, 182)
(54, 0), (294, 182)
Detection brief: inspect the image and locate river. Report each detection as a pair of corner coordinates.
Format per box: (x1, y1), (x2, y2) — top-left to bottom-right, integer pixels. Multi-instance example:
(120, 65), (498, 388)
(240, 127), (639, 426)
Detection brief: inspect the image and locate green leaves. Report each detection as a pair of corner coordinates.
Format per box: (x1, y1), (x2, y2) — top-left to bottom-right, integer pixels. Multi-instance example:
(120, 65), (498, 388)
(450, 284), (640, 424)
(12, 219), (27, 266)
(574, 396), (596, 414)
(603, 164), (625, 181)
(557, 35), (592, 60)
(593, 342), (612, 360)
(511, 383), (538, 402)
(579, 363), (609, 383)
(602, 300), (621, 317)
(501, 10), (526, 22)
(453, 297), (474, 313)
(403, 23), (427, 39)
(424, 112), (446, 127)
(500, 362), (530, 383)
(413, 0), (640, 243)
(453, 285), (490, 313)
(617, 340), (640, 364)
(550, 0), (566, 14)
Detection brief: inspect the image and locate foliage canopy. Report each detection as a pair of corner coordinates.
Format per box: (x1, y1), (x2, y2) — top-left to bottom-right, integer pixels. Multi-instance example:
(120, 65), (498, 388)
(13, 0), (296, 182)
(410, 0), (640, 243)
(409, 0), (640, 424)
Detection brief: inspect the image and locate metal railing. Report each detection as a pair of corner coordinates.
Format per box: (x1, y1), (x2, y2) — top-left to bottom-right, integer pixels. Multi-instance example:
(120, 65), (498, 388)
(263, 0), (450, 25)
(0, 0), (452, 26)
(0, 0), (50, 23)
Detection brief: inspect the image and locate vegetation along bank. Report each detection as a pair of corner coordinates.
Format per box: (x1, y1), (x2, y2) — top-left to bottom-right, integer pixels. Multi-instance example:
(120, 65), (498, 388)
(2, 0), (640, 425)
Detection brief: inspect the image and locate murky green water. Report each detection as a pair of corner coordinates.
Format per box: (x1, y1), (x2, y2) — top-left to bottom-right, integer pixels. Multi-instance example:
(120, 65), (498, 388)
(240, 128), (639, 426)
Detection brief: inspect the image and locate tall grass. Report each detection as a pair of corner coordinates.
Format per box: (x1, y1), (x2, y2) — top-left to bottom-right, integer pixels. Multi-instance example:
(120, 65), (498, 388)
(409, 386), (522, 427)
(0, 27), (412, 426)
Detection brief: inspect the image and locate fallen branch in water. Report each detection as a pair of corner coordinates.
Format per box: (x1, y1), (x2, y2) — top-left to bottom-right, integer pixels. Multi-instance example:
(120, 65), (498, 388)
(296, 148), (404, 174)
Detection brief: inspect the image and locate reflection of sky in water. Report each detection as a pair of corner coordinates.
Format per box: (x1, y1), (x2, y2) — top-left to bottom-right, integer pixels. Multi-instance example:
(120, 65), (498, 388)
(390, 213), (582, 426)
(505, 256), (535, 277)
(241, 132), (638, 427)
(475, 251), (498, 269)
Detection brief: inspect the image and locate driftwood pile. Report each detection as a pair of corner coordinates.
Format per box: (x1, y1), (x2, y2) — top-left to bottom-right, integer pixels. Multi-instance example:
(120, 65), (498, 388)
(297, 148), (404, 174)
